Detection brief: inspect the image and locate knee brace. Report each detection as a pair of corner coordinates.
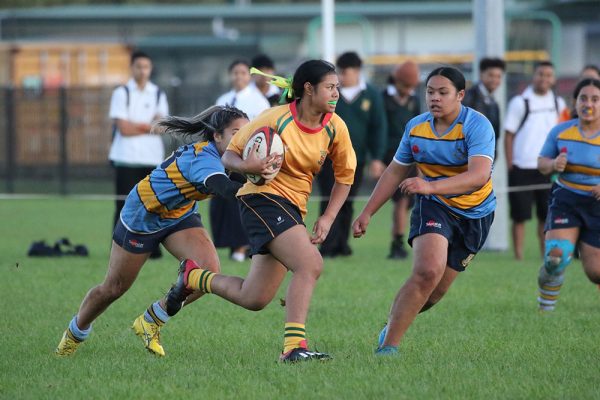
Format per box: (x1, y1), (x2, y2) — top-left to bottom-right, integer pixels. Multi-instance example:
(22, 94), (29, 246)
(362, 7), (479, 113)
(544, 239), (575, 275)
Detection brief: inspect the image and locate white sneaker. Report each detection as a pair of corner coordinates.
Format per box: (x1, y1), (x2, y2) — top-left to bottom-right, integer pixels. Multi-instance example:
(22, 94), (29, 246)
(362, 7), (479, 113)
(231, 252), (246, 262)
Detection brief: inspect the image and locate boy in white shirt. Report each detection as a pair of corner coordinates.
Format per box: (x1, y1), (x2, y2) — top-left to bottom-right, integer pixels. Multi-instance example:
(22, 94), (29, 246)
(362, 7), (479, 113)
(504, 61), (566, 260)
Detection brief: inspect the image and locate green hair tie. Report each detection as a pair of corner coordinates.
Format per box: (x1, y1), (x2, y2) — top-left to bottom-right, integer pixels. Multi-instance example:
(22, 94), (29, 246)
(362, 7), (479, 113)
(251, 67), (294, 104)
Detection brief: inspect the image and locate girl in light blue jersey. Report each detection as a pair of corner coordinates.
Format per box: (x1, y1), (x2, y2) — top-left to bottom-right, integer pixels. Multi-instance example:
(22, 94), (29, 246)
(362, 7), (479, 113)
(353, 66), (496, 355)
(56, 106), (277, 357)
(536, 78), (600, 311)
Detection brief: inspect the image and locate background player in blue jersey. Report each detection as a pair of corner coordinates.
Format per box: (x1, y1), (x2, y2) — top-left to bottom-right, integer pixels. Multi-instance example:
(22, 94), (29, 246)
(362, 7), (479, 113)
(536, 78), (600, 311)
(56, 106), (275, 357)
(352, 67), (496, 355)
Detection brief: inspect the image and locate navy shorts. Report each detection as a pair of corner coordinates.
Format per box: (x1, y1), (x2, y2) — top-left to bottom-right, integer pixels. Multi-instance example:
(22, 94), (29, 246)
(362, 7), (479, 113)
(238, 193), (304, 256)
(408, 196), (494, 272)
(545, 184), (600, 248)
(113, 213), (203, 254)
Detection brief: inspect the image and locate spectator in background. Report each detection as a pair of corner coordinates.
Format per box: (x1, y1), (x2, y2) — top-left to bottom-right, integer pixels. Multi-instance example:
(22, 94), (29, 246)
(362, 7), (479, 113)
(317, 51), (387, 257)
(463, 57), (505, 158)
(108, 50), (168, 259)
(216, 59), (270, 119)
(580, 64), (600, 80)
(504, 61), (566, 260)
(382, 60), (421, 259)
(213, 59), (271, 262)
(251, 54), (281, 106)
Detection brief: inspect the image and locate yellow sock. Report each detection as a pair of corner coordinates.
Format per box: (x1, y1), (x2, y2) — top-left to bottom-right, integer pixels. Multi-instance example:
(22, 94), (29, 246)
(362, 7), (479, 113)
(188, 269), (215, 293)
(283, 322), (306, 354)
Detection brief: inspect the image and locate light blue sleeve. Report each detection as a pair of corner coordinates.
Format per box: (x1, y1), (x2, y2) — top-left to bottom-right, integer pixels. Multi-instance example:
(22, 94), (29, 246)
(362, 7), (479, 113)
(189, 149), (226, 185)
(393, 121), (415, 165)
(539, 125), (561, 159)
(465, 111), (495, 161)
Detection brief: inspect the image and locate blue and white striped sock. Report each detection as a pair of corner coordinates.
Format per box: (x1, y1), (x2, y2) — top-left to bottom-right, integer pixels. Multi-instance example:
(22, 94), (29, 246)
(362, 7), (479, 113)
(144, 301), (170, 325)
(68, 316), (92, 341)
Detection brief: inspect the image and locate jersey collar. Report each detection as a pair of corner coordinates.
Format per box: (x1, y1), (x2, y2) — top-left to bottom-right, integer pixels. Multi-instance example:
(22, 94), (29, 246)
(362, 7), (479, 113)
(289, 100), (333, 134)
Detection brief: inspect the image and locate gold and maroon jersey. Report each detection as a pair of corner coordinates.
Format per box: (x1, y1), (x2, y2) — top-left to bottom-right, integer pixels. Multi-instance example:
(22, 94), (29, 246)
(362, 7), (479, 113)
(228, 101), (357, 218)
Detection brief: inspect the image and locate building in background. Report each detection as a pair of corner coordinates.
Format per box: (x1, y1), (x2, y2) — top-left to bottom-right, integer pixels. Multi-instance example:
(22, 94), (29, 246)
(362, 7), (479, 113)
(0, 0), (598, 194)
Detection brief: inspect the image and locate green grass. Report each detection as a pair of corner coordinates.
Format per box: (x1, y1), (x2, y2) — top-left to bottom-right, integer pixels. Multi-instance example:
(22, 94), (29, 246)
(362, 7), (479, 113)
(1, 198), (599, 399)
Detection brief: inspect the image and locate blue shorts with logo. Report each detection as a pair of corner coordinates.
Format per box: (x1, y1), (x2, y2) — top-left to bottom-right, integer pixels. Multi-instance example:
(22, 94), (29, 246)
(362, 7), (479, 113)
(545, 183), (600, 248)
(408, 195), (494, 272)
(113, 213), (203, 254)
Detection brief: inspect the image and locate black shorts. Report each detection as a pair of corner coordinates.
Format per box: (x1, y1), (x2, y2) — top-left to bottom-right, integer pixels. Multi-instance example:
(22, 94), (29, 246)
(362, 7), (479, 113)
(545, 184), (600, 248)
(508, 167), (550, 222)
(113, 213), (203, 254)
(383, 148), (417, 203)
(408, 196), (494, 272)
(238, 193), (304, 256)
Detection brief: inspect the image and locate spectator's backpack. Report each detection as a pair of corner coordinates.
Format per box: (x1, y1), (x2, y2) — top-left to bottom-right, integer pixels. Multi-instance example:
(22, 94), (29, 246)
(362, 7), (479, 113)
(515, 93), (560, 134)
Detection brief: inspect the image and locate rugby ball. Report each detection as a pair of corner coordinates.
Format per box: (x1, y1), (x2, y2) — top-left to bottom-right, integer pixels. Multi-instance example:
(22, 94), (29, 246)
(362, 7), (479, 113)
(242, 126), (284, 185)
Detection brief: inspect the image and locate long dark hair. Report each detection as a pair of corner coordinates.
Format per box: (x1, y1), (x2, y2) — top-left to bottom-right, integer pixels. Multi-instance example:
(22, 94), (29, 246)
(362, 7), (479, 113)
(159, 105), (248, 144)
(288, 59), (336, 103)
(573, 78), (600, 100)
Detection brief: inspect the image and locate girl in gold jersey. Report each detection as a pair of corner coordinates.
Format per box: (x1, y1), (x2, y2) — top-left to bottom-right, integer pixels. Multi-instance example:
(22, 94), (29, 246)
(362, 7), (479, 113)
(169, 59), (357, 362)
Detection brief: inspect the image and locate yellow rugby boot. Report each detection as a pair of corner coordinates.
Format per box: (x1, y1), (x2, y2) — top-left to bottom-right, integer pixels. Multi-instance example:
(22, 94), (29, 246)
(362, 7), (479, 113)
(132, 314), (165, 357)
(55, 329), (82, 356)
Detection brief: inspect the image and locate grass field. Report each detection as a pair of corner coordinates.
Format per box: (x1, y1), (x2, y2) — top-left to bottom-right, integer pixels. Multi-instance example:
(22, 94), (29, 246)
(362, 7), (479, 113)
(1, 197), (599, 399)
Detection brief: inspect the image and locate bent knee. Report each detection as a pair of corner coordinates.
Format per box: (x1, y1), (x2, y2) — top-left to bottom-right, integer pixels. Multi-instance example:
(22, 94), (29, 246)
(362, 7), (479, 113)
(291, 253), (323, 280)
(242, 298), (270, 312)
(305, 256), (324, 279)
(412, 267), (443, 289)
(544, 239), (575, 275)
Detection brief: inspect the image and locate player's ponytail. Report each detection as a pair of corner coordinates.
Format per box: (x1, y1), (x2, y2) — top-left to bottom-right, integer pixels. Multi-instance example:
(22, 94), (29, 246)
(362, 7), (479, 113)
(158, 105), (248, 144)
(251, 60), (336, 104)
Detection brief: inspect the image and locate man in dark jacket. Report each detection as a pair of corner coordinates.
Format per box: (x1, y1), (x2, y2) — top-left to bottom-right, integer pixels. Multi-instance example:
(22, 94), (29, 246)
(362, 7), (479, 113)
(462, 57), (505, 158)
(382, 60), (421, 259)
(318, 51), (387, 257)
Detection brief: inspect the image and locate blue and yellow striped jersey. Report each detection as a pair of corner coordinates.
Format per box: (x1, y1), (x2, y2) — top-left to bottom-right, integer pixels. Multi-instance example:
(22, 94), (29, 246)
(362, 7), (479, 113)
(394, 105), (496, 219)
(121, 141), (225, 233)
(540, 119), (600, 196)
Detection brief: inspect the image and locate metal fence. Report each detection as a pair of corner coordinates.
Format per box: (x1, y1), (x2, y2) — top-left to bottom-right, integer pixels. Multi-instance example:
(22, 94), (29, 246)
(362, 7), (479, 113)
(0, 85), (217, 195)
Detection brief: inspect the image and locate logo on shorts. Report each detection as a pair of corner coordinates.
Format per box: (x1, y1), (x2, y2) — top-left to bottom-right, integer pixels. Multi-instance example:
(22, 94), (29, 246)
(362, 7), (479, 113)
(276, 216), (285, 225)
(461, 253), (475, 268)
(554, 217), (569, 224)
(412, 145), (420, 153)
(128, 239), (144, 249)
(425, 220), (442, 229)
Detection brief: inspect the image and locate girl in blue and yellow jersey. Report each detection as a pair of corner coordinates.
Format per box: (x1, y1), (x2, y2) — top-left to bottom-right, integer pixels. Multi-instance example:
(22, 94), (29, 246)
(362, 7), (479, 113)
(56, 106), (256, 357)
(353, 66), (496, 355)
(536, 78), (600, 311)
(170, 60), (357, 362)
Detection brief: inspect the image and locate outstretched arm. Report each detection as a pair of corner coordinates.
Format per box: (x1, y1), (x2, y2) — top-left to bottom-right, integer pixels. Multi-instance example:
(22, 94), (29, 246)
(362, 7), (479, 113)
(353, 162), (410, 238)
(204, 174), (243, 199)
